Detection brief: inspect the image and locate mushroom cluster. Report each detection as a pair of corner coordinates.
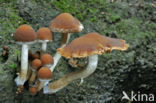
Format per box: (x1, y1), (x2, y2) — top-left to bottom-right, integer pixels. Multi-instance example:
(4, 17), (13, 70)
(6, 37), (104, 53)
(14, 13), (129, 95)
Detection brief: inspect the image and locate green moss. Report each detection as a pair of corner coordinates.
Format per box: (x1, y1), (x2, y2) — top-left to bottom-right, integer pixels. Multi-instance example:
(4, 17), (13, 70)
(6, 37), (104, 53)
(9, 63), (17, 69)
(40, 0), (107, 21)
(0, 3), (27, 41)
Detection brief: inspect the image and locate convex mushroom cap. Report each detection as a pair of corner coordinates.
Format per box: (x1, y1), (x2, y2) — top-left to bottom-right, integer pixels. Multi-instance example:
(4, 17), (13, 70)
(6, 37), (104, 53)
(50, 13), (84, 33)
(14, 24), (36, 43)
(58, 32), (129, 58)
(41, 54), (54, 68)
(37, 27), (53, 42)
(31, 59), (42, 70)
(38, 67), (52, 80)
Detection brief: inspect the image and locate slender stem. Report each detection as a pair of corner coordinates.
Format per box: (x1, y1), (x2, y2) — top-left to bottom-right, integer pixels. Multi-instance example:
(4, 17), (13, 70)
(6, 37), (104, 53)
(15, 44), (29, 86)
(61, 33), (68, 45)
(44, 55), (98, 94)
(49, 44), (66, 72)
(49, 52), (62, 72)
(49, 33), (70, 72)
(41, 42), (47, 52)
(20, 44), (28, 80)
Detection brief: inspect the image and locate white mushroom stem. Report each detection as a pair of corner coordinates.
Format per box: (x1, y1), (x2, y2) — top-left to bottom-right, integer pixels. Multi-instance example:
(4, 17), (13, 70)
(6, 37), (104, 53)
(49, 44), (66, 72)
(43, 54), (98, 94)
(41, 42), (47, 52)
(44, 64), (52, 68)
(66, 33), (71, 44)
(37, 79), (51, 91)
(15, 44), (29, 86)
(38, 40), (51, 52)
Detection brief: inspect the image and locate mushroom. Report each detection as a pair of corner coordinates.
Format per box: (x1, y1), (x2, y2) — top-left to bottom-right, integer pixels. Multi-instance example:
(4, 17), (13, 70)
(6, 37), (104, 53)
(29, 86), (37, 96)
(49, 13), (84, 72)
(29, 59), (42, 85)
(37, 27), (53, 53)
(40, 53), (54, 68)
(36, 67), (52, 91)
(43, 32), (129, 94)
(14, 24), (36, 86)
(50, 13), (84, 45)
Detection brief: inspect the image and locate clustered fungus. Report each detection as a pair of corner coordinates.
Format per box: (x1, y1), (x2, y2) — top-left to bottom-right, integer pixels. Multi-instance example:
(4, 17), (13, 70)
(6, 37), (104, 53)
(14, 13), (129, 95)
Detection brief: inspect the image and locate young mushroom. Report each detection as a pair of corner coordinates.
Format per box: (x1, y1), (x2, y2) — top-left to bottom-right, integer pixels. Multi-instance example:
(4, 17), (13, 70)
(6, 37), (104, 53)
(29, 86), (37, 96)
(49, 13), (84, 72)
(29, 59), (42, 85)
(43, 32), (129, 94)
(27, 51), (41, 80)
(36, 67), (52, 91)
(40, 53), (54, 68)
(14, 24), (36, 86)
(37, 27), (53, 53)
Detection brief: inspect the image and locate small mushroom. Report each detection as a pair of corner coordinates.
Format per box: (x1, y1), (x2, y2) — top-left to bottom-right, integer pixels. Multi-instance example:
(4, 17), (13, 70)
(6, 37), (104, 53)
(14, 24), (36, 86)
(40, 53), (54, 68)
(29, 86), (37, 96)
(29, 59), (42, 85)
(36, 67), (52, 91)
(27, 51), (40, 80)
(37, 27), (53, 53)
(43, 32), (129, 94)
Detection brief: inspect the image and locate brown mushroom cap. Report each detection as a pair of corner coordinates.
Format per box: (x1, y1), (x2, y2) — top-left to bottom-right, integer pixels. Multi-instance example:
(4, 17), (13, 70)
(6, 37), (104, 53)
(14, 24), (36, 42)
(58, 32), (129, 58)
(40, 54), (54, 65)
(31, 59), (42, 69)
(50, 13), (83, 33)
(37, 67), (52, 79)
(37, 27), (53, 41)
(32, 51), (40, 59)
(29, 87), (37, 95)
